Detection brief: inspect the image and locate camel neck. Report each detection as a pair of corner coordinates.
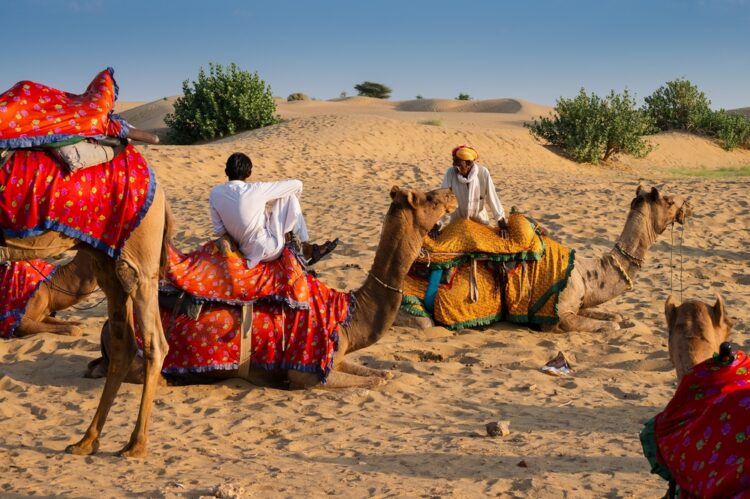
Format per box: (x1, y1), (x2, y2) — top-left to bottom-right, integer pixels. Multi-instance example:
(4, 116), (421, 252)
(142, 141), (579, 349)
(48, 254), (98, 312)
(345, 209), (424, 353)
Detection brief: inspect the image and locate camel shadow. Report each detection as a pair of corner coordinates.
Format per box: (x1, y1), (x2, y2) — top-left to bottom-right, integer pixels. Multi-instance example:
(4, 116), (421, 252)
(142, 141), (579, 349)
(292, 451), (648, 481)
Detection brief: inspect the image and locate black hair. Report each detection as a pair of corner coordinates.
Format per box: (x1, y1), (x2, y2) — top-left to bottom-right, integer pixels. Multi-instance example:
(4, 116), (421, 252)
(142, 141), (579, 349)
(225, 152), (253, 180)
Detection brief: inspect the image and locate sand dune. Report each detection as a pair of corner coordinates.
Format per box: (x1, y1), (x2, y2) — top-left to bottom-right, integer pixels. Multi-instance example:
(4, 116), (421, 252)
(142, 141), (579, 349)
(2, 96), (750, 497)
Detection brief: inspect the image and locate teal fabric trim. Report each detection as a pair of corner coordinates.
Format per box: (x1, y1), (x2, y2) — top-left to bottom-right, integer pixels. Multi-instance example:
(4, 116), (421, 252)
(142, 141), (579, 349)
(400, 296), (431, 318)
(424, 269), (443, 313)
(442, 312), (504, 331)
(640, 416), (673, 482)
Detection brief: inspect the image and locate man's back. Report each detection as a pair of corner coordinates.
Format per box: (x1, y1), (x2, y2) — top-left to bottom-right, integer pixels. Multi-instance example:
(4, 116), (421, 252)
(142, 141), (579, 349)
(209, 179), (303, 266)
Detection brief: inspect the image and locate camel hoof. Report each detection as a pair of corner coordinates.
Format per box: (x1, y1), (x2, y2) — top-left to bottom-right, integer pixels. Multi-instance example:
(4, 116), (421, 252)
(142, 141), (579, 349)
(414, 317), (434, 330)
(65, 439), (99, 456)
(117, 440), (148, 458)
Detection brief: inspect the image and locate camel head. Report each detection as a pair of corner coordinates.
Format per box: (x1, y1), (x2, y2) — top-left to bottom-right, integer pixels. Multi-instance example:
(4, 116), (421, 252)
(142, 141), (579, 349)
(631, 185), (691, 235)
(389, 186), (457, 234)
(665, 294), (734, 381)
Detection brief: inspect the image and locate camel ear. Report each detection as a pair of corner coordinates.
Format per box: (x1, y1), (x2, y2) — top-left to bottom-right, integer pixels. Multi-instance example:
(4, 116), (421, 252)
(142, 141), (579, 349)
(712, 294), (734, 330)
(650, 186), (661, 201)
(636, 184), (645, 196)
(390, 185), (401, 200)
(405, 190), (418, 209)
(665, 295), (679, 331)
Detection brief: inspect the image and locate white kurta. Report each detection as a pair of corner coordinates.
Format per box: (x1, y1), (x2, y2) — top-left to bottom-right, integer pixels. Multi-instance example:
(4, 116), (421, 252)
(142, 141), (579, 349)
(209, 179), (309, 268)
(440, 165), (505, 227)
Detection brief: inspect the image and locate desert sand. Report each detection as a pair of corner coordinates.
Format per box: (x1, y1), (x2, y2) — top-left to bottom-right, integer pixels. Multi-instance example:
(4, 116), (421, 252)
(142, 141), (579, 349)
(1, 96), (749, 498)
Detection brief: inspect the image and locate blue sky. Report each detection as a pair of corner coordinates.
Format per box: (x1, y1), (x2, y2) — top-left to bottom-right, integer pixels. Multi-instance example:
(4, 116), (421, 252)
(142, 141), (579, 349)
(4, 0), (749, 108)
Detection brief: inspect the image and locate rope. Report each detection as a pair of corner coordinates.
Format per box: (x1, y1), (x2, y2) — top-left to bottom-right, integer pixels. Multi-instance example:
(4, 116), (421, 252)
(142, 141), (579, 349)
(26, 259), (105, 311)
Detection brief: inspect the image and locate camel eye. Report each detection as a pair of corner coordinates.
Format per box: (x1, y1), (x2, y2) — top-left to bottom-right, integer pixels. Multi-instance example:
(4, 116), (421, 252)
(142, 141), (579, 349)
(426, 193), (434, 203)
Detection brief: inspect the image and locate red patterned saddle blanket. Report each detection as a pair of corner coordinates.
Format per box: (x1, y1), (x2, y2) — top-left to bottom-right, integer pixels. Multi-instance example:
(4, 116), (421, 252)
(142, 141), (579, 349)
(0, 144), (154, 259)
(0, 260), (56, 338)
(654, 351), (750, 497)
(151, 241), (353, 382)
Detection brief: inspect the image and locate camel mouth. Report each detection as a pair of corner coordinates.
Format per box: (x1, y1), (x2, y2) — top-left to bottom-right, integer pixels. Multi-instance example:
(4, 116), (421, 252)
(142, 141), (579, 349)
(675, 202), (691, 225)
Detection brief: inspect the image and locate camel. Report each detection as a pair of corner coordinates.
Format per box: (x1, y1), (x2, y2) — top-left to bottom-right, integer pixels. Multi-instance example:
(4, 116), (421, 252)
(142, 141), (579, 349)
(640, 296), (741, 497)
(664, 294), (733, 381)
(553, 185), (691, 332)
(91, 185), (457, 389)
(0, 136), (170, 458)
(403, 185), (691, 333)
(10, 251), (98, 338)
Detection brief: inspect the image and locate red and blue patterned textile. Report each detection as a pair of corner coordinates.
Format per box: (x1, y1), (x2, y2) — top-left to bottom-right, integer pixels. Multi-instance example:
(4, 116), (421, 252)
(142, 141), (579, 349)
(164, 242), (310, 308)
(0, 260), (56, 339)
(146, 272), (352, 382)
(0, 144), (155, 259)
(654, 351), (750, 498)
(0, 68), (128, 148)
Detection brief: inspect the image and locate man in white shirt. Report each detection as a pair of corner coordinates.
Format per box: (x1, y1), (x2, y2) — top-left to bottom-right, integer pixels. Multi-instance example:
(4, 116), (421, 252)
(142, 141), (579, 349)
(209, 153), (336, 268)
(437, 145), (509, 236)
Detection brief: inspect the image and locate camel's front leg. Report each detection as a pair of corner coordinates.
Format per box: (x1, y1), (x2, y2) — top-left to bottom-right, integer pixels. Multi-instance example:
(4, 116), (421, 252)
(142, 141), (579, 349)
(118, 275), (168, 458)
(43, 315), (84, 326)
(16, 317), (83, 337)
(337, 359), (393, 379)
(557, 311), (620, 334)
(66, 276), (135, 456)
(577, 309), (623, 322)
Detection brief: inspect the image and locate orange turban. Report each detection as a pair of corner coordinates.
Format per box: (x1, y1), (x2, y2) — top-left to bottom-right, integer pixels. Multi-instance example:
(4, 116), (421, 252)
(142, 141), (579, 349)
(451, 145), (478, 161)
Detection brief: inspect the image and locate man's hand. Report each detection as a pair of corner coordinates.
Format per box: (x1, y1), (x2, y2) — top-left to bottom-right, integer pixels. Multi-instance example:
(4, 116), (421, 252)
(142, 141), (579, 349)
(428, 224), (441, 239)
(497, 218), (510, 239)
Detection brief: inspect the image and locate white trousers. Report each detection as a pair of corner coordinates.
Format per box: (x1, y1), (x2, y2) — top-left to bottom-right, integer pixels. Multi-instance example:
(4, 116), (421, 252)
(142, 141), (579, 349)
(260, 194), (309, 263)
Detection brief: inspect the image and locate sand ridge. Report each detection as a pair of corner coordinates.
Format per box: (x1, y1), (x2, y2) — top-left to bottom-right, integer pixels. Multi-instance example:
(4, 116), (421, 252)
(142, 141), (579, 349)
(1, 97), (749, 497)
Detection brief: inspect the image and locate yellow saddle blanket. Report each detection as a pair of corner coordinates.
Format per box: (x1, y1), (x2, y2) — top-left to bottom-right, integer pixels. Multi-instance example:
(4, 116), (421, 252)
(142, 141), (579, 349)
(402, 214), (575, 330)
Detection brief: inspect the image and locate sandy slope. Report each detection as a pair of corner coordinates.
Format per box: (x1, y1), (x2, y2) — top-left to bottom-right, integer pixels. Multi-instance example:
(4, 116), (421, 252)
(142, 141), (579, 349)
(1, 98), (749, 498)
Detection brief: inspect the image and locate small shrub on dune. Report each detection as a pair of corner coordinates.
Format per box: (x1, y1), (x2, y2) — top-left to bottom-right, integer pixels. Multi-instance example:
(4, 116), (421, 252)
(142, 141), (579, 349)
(643, 78), (711, 132)
(701, 109), (750, 150)
(287, 93), (309, 101)
(526, 88), (654, 164)
(456, 93), (471, 101)
(419, 119), (442, 126)
(354, 81), (392, 99)
(165, 62), (279, 144)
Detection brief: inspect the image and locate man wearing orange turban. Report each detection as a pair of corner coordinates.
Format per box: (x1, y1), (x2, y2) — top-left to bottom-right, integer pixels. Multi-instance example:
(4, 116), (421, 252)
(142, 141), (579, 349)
(437, 145), (508, 236)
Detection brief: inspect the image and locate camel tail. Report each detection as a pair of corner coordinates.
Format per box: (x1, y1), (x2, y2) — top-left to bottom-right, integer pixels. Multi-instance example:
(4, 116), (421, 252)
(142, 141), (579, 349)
(160, 201), (175, 278)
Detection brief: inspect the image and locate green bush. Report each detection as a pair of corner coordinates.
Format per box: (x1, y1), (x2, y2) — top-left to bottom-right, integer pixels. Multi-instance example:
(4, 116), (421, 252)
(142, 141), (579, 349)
(526, 88), (654, 163)
(701, 109), (750, 150)
(643, 78), (711, 132)
(287, 92), (309, 101)
(165, 63), (279, 144)
(456, 93), (471, 101)
(354, 81), (392, 99)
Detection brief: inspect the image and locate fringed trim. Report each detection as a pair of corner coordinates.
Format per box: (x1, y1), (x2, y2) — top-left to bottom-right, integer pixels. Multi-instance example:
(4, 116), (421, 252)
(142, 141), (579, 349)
(161, 362), (240, 375)
(640, 416), (674, 482)
(188, 294), (310, 311)
(441, 313), (504, 331)
(0, 133), (116, 150)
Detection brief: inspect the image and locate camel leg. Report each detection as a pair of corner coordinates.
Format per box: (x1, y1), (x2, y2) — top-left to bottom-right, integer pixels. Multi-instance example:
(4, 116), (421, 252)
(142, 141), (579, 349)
(15, 317), (83, 337)
(66, 267), (135, 456)
(578, 309), (623, 322)
(558, 311), (620, 334)
(337, 359), (393, 379)
(117, 273), (167, 458)
(42, 316), (84, 326)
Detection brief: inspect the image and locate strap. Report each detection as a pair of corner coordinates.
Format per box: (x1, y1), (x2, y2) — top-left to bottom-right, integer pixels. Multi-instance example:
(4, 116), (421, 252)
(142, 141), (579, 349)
(238, 303), (254, 379)
(469, 259), (479, 303)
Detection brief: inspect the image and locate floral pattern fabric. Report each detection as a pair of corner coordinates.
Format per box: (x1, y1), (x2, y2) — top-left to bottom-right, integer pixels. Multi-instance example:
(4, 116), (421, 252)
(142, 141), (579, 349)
(655, 351), (750, 498)
(0, 144), (155, 259)
(0, 68), (128, 149)
(143, 273), (352, 382)
(164, 242), (310, 307)
(0, 260), (56, 339)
